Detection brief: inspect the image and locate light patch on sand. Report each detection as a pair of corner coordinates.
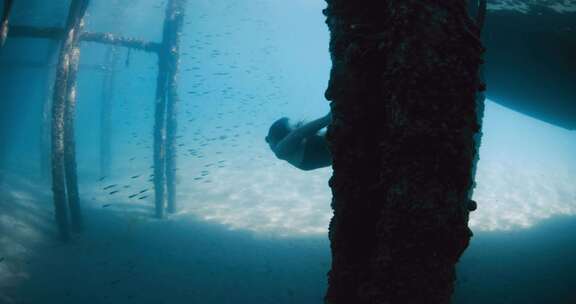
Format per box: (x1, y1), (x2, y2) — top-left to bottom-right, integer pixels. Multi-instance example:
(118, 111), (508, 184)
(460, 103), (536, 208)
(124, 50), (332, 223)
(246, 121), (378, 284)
(470, 162), (576, 231)
(161, 101), (576, 236)
(168, 157), (576, 236)
(174, 157), (333, 237)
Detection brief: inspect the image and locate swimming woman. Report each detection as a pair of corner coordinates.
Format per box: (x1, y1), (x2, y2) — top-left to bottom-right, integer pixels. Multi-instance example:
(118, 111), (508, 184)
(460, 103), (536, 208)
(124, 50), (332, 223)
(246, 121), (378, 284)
(265, 113), (332, 170)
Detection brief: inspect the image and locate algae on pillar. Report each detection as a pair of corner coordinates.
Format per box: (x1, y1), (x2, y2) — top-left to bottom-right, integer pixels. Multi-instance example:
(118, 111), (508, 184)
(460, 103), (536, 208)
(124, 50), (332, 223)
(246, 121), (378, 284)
(40, 42), (58, 180)
(323, 1), (485, 302)
(153, 0), (185, 217)
(165, 0), (185, 214)
(63, 45), (83, 233)
(50, 0), (89, 240)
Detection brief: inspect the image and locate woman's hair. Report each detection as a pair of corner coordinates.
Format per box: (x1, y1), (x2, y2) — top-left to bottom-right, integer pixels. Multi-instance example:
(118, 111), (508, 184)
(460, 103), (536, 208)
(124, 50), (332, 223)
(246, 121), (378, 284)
(266, 117), (291, 144)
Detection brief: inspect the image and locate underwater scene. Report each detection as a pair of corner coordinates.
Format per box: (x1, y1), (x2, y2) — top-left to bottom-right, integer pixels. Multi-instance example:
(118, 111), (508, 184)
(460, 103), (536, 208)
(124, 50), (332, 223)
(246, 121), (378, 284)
(0, 0), (575, 303)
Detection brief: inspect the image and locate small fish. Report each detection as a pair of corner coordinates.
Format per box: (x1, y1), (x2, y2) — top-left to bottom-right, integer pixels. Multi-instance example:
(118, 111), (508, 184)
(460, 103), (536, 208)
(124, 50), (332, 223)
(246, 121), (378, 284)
(103, 184), (117, 190)
(138, 189), (149, 194)
(129, 157), (136, 161)
(102, 204), (112, 208)
(98, 176), (107, 181)
(128, 194), (138, 199)
(109, 190), (120, 195)
(138, 196), (149, 200)
(130, 175), (140, 179)
(125, 48), (131, 67)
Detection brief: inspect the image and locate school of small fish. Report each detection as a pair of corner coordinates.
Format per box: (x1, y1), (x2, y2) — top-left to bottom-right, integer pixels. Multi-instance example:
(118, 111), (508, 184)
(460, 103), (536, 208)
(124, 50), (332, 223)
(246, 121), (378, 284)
(94, 1), (292, 208)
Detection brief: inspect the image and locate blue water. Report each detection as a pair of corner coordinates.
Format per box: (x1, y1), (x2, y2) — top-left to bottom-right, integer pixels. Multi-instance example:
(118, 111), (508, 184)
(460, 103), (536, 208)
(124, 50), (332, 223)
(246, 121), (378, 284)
(1, 1), (575, 303)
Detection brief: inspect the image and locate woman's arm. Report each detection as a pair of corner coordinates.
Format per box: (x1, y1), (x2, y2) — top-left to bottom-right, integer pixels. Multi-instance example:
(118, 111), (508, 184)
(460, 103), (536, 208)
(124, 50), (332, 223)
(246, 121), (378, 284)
(274, 112), (331, 159)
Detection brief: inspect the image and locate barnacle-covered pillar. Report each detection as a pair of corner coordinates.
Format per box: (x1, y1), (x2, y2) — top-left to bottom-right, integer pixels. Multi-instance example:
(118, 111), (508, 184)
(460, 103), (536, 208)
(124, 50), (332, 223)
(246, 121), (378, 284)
(164, 0), (185, 214)
(324, 0), (484, 303)
(153, 0), (185, 218)
(40, 42), (58, 180)
(50, 0), (89, 240)
(63, 36), (83, 233)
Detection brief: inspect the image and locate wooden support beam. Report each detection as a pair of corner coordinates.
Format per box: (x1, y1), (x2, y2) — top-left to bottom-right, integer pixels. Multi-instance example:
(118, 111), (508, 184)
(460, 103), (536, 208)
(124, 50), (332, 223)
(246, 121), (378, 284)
(40, 42), (59, 180)
(9, 25), (160, 53)
(0, 61), (112, 71)
(153, 38), (168, 218)
(323, 0), (484, 302)
(164, 0), (185, 214)
(153, 0), (186, 218)
(82, 32), (161, 53)
(7, 0), (184, 221)
(63, 38), (83, 234)
(50, 0), (89, 240)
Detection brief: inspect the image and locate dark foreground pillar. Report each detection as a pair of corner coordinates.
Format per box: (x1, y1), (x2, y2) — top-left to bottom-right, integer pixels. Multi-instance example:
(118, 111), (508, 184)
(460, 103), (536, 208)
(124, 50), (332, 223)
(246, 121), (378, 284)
(324, 1), (484, 303)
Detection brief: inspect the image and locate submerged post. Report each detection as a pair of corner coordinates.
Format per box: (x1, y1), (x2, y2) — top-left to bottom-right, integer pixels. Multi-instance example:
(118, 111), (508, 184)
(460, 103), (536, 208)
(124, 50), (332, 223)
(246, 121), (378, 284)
(153, 38), (168, 218)
(7, 0), (181, 221)
(164, 0), (185, 214)
(63, 39), (83, 233)
(40, 42), (58, 180)
(50, 0), (89, 240)
(324, 1), (484, 303)
(153, 0), (186, 217)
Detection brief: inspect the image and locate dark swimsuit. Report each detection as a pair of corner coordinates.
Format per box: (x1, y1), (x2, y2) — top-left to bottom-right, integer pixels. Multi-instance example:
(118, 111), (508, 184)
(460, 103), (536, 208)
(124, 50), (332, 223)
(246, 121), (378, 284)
(299, 135), (331, 170)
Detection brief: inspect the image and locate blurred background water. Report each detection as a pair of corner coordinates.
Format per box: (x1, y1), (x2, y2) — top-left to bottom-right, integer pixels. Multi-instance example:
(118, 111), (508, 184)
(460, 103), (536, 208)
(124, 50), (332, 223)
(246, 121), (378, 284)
(0, 1), (575, 303)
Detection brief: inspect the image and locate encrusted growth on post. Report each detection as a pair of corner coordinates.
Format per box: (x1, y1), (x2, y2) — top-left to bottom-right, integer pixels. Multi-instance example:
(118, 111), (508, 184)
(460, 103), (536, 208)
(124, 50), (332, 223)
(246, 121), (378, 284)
(40, 42), (58, 180)
(324, 0), (484, 303)
(82, 32), (161, 53)
(154, 0), (186, 217)
(7, 0), (187, 229)
(9, 26), (161, 53)
(50, 0), (89, 240)
(63, 45), (83, 233)
(165, 0), (185, 214)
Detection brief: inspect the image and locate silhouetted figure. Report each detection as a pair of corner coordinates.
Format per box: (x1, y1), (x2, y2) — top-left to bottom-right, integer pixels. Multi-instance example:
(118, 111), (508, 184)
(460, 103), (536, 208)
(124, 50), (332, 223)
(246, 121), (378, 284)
(266, 113), (331, 170)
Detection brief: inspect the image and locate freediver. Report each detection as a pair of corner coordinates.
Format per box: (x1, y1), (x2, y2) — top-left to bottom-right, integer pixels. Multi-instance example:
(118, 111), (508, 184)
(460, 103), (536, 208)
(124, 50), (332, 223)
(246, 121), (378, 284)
(265, 112), (332, 170)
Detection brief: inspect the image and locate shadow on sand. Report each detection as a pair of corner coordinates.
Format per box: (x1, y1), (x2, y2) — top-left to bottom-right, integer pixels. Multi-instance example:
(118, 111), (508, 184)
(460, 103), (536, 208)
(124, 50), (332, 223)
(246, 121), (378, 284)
(2, 176), (576, 304)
